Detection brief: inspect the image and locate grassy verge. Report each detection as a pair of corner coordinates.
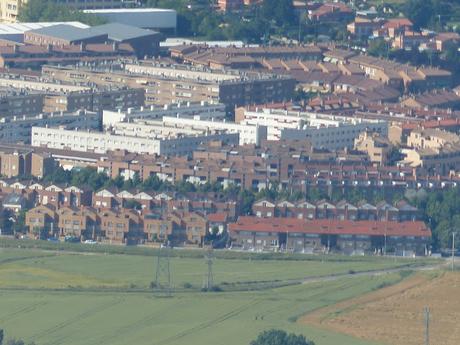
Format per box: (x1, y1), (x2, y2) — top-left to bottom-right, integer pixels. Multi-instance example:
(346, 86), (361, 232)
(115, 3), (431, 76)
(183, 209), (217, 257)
(0, 237), (439, 265)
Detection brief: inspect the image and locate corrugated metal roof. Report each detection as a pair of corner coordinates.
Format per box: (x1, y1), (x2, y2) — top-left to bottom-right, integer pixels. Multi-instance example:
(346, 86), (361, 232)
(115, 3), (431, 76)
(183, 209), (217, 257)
(27, 24), (106, 42)
(0, 22), (89, 35)
(89, 23), (160, 42)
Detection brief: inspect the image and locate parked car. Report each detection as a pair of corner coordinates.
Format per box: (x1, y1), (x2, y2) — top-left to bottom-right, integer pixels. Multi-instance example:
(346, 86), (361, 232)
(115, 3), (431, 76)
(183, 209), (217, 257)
(84, 240), (97, 244)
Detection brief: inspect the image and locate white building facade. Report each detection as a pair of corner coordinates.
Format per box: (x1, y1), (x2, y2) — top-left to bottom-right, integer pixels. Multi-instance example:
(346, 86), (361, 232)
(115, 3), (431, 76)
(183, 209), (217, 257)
(240, 108), (388, 150)
(31, 127), (239, 156)
(0, 110), (100, 144)
(102, 101), (226, 128)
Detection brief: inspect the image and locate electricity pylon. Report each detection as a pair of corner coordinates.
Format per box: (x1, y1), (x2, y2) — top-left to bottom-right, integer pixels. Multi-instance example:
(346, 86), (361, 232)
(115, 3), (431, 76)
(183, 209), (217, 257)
(154, 245), (172, 297)
(203, 246), (214, 291)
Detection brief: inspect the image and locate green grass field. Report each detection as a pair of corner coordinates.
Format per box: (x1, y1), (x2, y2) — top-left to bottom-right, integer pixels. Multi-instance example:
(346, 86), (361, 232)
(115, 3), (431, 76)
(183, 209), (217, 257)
(0, 247), (426, 290)
(0, 247), (433, 345)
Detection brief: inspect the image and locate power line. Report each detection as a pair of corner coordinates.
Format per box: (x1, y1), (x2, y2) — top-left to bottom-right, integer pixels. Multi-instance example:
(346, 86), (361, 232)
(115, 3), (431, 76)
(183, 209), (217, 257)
(153, 245), (172, 297)
(424, 306), (430, 345)
(452, 232), (456, 272)
(203, 246), (214, 291)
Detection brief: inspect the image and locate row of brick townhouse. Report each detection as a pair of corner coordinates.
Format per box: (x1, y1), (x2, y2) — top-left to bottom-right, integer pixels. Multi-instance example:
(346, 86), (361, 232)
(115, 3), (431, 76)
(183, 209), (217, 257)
(252, 199), (419, 222)
(229, 217), (431, 256)
(92, 188), (238, 219)
(2, 141), (460, 196)
(24, 204), (223, 246)
(0, 177), (239, 218)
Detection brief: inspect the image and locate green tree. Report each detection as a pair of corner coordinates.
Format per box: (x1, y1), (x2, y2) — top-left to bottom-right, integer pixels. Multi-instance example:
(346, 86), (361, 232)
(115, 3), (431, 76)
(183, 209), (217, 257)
(403, 0), (434, 30)
(367, 39), (390, 58)
(141, 175), (162, 191)
(124, 199), (142, 210)
(18, 0), (106, 25)
(0, 329), (4, 345)
(239, 189), (255, 215)
(250, 329), (315, 345)
(262, 0), (295, 27)
(43, 166), (71, 184)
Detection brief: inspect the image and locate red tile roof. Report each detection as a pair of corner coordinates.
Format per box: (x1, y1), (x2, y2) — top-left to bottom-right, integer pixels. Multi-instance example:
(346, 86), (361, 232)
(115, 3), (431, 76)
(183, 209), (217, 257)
(383, 18), (413, 29)
(207, 212), (228, 222)
(229, 217), (431, 237)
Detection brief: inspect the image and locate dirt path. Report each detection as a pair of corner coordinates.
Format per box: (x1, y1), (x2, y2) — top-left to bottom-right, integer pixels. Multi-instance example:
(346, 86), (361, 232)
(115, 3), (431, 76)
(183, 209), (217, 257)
(300, 271), (460, 345)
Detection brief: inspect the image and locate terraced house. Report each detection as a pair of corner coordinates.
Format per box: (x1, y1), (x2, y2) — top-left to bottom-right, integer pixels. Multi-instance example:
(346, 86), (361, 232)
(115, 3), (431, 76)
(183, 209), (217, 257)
(229, 217), (431, 256)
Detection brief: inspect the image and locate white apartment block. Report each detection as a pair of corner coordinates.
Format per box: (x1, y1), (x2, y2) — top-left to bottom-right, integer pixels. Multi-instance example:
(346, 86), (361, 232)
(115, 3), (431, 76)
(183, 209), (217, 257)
(0, 110), (99, 144)
(31, 127), (239, 156)
(160, 116), (267, 145)
(124, 63), (239, 82)
(103, 101), (226, 128)
(240, 108), (388, 150)
(112, 120), (201, 138)
(0, 77), (91, 93)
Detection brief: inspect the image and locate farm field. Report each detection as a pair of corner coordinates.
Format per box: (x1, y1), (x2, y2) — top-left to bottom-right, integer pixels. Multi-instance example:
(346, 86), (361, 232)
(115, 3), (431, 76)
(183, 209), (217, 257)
(302, 271), (460, 345)
(0, 247), (427, 290)
(0, 247), (437, 345)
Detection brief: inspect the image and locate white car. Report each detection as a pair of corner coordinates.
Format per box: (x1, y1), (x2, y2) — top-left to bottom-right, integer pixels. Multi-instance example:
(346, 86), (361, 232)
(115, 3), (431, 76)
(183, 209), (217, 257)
(84, 240), (97, 244)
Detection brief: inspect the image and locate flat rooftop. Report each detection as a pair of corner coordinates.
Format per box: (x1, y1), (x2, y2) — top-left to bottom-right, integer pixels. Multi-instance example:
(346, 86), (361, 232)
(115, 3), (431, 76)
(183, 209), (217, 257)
(83, 8), (176, 13)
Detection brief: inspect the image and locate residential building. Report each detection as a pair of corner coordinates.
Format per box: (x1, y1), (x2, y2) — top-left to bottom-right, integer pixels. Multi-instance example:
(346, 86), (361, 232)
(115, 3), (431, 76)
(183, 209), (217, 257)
(43, 88), (145, 113)
(0, 110), (100, 144)
(401, 90), (460, 110)
(42, 63), (296, 109)
(0, 149), (30, 177)
(229, 217), (431, 256)
(169, 44), (323, 67)
(183, 211), (208, 244)
(217, 0), (243, 11)
(434, 32), (460, 52)
(354, 131), (392, 165)
(251, 199), (419, 222)
(237, 107), (388, 149)
(307, 2), (353, 22)
(348, 55), (451, 92)
(25, 204), (57, 238)
(0, 88), (44, 116)
(102, 102), (226, 128)
(143, 213), (177, 242)
(31, 126), (239, 156)
(99, 208), (142, 244)
(402, 128), (460, 174)
(347, 17), (382, 39)
(57, 206), (98, 239)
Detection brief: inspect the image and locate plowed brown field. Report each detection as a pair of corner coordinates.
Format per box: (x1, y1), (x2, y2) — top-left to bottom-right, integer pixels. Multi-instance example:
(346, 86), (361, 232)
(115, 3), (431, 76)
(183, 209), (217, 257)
(300, 272), (460, 345)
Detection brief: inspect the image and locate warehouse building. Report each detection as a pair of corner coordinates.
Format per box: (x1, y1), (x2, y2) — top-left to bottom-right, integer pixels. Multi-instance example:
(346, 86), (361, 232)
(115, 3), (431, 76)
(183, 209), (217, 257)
(24, 23), (162, 58)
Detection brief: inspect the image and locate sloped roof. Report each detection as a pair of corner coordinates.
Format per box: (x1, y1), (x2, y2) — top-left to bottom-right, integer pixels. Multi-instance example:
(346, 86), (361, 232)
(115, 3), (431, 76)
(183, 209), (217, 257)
(229, 217), (430, 237)
(89, 23), (160, 42)
(27, 24), (106, 42)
